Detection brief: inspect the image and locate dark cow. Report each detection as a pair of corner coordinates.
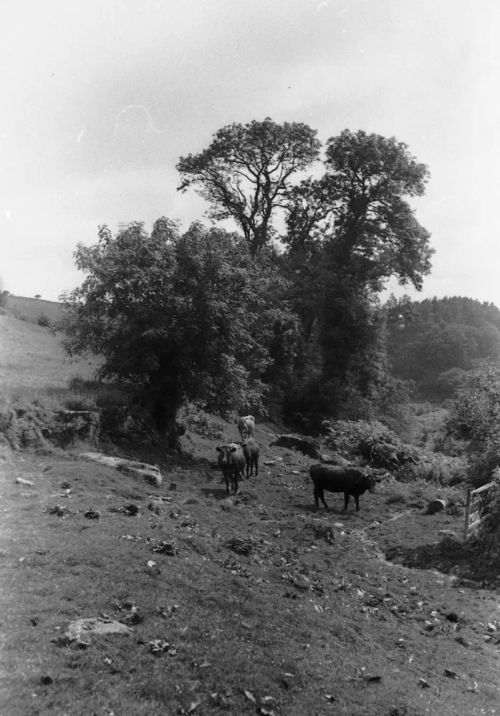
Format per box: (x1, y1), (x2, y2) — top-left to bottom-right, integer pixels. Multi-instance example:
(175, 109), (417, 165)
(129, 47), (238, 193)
(309, 464), (376, 512)
(216, 443), (246, 493)
(237, 415), (255, 441)
(241, 438), (259, 478)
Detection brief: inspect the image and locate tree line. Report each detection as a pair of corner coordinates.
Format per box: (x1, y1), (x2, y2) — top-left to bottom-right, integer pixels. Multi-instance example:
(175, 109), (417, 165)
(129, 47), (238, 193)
(62, 118), (434, 445)
(387, 296), (500, 399)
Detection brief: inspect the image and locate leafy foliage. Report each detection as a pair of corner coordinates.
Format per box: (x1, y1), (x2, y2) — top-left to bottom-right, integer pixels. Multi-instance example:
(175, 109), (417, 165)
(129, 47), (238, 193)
(387, 296), (500, 398)
(62, 220), (297, 443)
(446, 362), (500, 485)
(62, 121), (436, 440)
(280, 130), (432, 419)
(286, 129), (432, 290)
(177, 118), (320, 255)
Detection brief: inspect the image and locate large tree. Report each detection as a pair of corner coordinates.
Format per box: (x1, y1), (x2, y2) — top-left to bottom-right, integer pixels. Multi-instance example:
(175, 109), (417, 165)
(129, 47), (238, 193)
(62, 220), (296, 445)
(283, 130), (433, 417)
(286, 129), (433, 289)
(177, 118), (321, 255)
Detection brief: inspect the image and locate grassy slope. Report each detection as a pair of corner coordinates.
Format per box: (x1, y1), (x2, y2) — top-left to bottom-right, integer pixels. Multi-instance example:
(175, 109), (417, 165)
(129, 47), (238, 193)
(1, 315), (500, 715)
(0, 313), (97, 399)
(6, 295), (64, 324)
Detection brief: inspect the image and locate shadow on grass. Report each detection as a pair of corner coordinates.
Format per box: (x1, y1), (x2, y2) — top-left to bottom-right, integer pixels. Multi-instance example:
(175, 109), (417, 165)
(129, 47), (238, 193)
(385, 539), (500, 587)
(201, 487), (232, 500)
(290, 502), (362, 517)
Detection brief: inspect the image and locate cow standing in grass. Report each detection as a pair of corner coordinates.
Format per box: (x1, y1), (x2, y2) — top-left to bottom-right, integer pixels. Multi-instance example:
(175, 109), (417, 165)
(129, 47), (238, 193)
(216, 443), (246, 493)
(237, 415), (255, 441)
(309, 464), (376, 512)
(242, 438), (259, 478)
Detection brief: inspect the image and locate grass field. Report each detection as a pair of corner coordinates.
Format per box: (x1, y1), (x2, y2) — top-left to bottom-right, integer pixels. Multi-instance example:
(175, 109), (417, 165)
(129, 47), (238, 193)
(4, 295), (65, 325)
(0, 312), (98, 402)
(1, 315), (500, 715)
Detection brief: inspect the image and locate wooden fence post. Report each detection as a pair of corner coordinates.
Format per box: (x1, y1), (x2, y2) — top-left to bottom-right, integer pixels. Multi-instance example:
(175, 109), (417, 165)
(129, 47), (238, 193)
(464, 487), (472, 541)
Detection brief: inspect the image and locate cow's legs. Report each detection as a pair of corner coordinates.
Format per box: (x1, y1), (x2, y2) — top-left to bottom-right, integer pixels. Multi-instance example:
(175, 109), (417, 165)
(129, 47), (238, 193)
(314, 487), (328, 509)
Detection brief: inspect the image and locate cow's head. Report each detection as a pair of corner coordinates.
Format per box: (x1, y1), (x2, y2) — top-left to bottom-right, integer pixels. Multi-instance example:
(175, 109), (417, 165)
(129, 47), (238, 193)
(217, 443), (240, 461)
(361, 469), (377, 493)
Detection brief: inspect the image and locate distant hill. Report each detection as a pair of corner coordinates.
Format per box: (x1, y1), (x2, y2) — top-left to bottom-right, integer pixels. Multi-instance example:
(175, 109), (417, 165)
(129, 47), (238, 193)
(0, 311), (97, 397)
(2, 294), (64, 325)
(387, 296), (500, 399)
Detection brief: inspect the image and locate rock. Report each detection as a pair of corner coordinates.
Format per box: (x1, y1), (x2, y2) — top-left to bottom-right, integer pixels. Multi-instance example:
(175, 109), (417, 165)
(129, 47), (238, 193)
(438, 529), (460, 542)
(51, 410), (100, 447)
(49, 505), (66, 517)
(320, 452), (349, 466)
(0, 434), (12, 462)
(79, 452), (162, 487)
(270, 434), (321, 459)
(64, 617), (133, 643)
(123, 504), (139, 516)
(15, 477), (34, 486)
(427, 499), (447, 515)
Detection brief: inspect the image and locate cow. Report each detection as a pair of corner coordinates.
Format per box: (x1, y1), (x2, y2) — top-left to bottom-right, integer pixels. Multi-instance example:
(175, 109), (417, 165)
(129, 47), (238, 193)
(237, 415), (255, 441)
(216, 443), (246, 493)
(309, 464), (376, 512)
(241, 438), (259, 478)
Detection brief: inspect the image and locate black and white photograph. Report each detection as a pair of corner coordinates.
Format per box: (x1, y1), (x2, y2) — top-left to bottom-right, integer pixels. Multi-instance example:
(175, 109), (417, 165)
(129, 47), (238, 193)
(1, 2), (500, 714)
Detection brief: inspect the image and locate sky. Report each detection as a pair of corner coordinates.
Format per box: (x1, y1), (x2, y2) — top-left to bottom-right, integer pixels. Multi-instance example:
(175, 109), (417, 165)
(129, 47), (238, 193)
(2, 0), (500, 306)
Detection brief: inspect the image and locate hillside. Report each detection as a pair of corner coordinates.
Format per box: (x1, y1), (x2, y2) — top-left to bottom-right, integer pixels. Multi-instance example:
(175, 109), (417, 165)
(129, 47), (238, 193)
(2, 423), (500, 715)
(1, 313), (500, 715)
(0, 312), (98, 399)
(2, 294), (65, 325)
(387, 296), (500, 399)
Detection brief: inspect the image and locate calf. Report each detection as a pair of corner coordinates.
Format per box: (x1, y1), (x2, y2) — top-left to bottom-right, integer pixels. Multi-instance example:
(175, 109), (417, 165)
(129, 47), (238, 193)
(241, 438), (259, 478)
(216, 443), (246, 493)
(237, 415), (255, 441)
(309, 464), (376, 512)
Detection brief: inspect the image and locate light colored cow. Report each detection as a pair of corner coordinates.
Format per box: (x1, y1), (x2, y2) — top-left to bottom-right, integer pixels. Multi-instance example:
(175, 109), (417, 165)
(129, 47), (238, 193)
(237, 415), (255, 441)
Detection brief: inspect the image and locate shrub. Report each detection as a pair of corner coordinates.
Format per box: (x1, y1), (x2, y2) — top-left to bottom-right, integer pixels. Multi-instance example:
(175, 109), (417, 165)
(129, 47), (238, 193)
(37, 313), (51, 328)
(64, 394), (98, 411)
(395, 454), (467, 486)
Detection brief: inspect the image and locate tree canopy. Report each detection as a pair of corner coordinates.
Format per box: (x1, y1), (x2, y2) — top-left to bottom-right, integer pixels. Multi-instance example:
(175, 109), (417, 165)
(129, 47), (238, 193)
(62, 220), (297, 444)
(286, 129), (433, 290)
(177, 118), (321, 255)
(64, 120), (436, 441)
(386, 296), (500, 398)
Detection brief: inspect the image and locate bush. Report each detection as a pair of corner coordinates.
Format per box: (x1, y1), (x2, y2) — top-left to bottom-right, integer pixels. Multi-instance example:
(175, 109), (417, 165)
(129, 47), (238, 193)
(395, 454), (467, 485)
(37, 313), (51, 328)
(64, 394), (98, 411)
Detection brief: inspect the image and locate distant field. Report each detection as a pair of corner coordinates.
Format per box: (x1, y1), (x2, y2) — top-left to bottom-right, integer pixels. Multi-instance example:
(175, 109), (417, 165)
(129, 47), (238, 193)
(4, 294), (65, 324)
(0, 313), (98, 399)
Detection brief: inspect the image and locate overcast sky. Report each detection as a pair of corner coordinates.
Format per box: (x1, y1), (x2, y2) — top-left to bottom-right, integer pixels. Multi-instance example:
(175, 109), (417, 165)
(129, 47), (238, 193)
(2, 0), (500, 306)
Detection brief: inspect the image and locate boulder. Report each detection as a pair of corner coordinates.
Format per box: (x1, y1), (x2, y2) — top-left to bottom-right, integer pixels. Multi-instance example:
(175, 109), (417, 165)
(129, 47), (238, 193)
(79, 452), (162, 487)
(270, 434), (321, 459)
(427, 499), (447, 515)
(320, 452), (349, 466)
